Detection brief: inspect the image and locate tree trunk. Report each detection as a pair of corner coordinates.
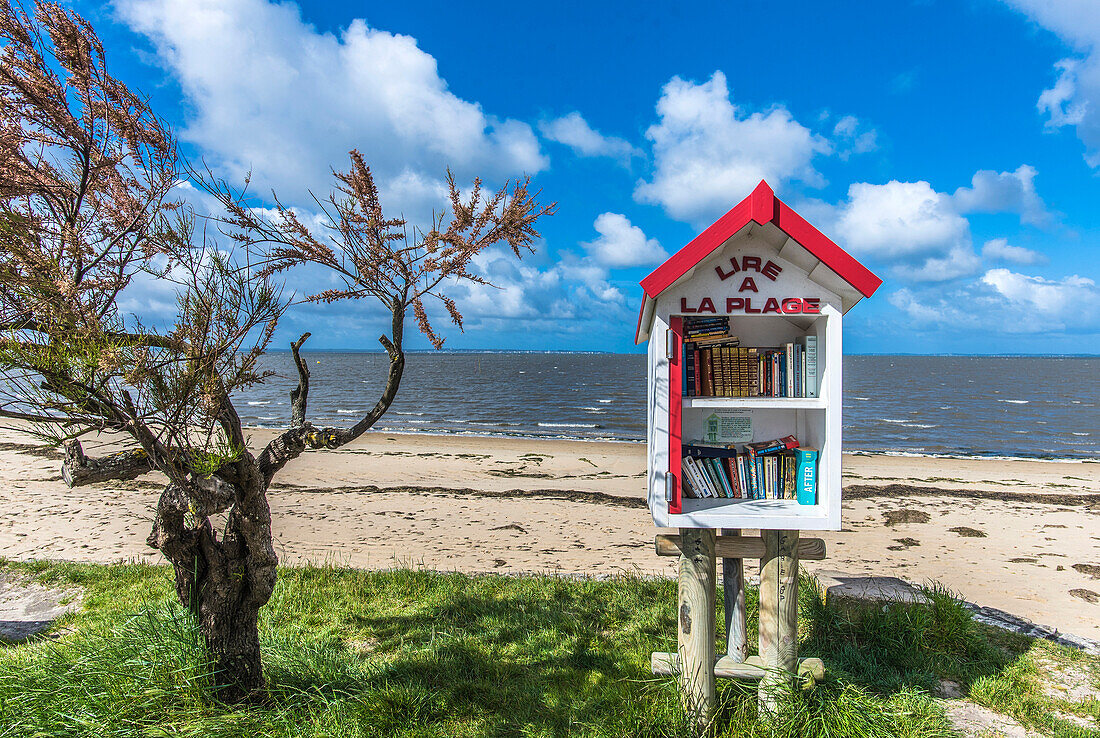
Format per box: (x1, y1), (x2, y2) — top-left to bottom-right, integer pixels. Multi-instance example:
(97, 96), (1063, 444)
(147, 463), (277, 702)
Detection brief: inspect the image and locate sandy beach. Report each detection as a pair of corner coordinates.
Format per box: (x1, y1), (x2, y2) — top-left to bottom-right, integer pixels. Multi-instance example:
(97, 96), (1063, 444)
(0, 426), (1097, 639)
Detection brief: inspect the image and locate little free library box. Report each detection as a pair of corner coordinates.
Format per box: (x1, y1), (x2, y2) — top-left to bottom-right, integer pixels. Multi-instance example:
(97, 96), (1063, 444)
(636, 180), (882, 532)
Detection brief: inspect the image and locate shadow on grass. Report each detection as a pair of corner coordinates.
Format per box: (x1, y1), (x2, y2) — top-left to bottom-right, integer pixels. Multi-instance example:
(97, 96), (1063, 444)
(0, 562), (1046, 738)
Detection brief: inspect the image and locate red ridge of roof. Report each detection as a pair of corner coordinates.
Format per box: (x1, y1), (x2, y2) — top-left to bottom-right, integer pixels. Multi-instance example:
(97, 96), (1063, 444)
(638, 180), (882, 301)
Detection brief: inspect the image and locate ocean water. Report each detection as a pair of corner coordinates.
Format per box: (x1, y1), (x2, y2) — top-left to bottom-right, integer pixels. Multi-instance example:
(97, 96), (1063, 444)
(236, 353), (1100, 461)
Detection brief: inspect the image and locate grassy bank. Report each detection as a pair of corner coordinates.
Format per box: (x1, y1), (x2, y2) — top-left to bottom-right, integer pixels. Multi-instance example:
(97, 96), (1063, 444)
(0, 560), (1097, 737)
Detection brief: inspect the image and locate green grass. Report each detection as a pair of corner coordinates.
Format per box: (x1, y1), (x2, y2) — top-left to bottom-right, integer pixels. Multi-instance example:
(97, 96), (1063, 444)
(0, 560), (1096, 737)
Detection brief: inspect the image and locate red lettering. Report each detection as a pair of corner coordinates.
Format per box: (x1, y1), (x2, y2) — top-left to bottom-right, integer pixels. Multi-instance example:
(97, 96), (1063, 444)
(781, 298), (803, 314)
(803, 298), (821, 314)
(715, 261), (739, 280)
(738, 277), (758, 292)
(726, 297), (744, 312)
(697, 297), (716, 313)
(744, 298), (761, 314)
(762, 298), (780, 314)
(679, 297), (696, 313)
(741, 256), (762, 272)
(762, 260), (782, 281)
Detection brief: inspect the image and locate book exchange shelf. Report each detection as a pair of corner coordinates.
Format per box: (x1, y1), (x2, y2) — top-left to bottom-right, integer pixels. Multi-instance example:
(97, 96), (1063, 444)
(647, 302), (843, 532)
(635, 180), (882, 726)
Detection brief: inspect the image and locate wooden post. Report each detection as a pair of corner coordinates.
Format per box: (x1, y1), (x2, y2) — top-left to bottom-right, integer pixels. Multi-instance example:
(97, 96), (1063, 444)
(721, 528), (747, 663)
(758, 529), (799, 712)
(677, 527), (716, 729)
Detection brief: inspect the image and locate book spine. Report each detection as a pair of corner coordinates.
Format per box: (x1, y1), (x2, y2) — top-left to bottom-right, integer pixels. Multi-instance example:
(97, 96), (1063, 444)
(680, 459), (697, 498)
(724, 455), (741, 498)
(709, 457), (733, 498)
(805, 335), (818, 398)
(700, 456), (724, 498)
(702, 349), (713, 396)
(746, 448), (759, 499)
(693, 349), (702, 396)
(684, 343), (695, 398)
(685, 456), (711, 498)
(796, 448), (819, 505)
(737, 455), (748, 498)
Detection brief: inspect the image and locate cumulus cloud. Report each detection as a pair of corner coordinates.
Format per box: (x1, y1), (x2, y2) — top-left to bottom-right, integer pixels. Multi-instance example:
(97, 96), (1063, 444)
(952, 165), (1050, 226)
(826, 166), (1051, 283)
(1000, 1), (1100, 166)
(832, 180), (980, 282)
(634, 71), (830, 225)
(890, 268), (1100, 334)
(116, 0), (546, 211)
(981, 238), (1048, 265)
(538, 112), (640, 165)
(581, 213), (668, 268)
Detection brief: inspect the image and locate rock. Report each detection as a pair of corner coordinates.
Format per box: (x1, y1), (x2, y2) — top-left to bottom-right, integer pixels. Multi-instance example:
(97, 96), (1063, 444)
(815, 570), (931, 615)
(0, 571), (82, 643)
(942, 700), (1040, 738)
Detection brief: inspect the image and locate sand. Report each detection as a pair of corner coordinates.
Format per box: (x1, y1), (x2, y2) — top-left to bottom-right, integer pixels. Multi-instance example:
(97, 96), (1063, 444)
(0, 426), (1097, 639)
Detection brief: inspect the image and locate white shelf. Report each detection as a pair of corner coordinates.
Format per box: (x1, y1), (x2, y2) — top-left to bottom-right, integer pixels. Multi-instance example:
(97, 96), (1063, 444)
(682, 396), (826, 409)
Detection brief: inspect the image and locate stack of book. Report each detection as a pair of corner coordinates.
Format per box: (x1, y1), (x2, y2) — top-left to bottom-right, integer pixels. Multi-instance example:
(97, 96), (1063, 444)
(682, 325), (818, 398)
(679, 435), (818, 504)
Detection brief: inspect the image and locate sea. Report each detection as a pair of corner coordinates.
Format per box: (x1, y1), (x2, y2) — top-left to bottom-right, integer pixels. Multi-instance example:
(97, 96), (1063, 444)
(236, 353), (1100, 462)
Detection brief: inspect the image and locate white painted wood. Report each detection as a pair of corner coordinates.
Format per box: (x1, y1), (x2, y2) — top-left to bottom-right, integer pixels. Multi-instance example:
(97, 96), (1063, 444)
(683, 396), (827, 409)
(646, 228), (847, 531)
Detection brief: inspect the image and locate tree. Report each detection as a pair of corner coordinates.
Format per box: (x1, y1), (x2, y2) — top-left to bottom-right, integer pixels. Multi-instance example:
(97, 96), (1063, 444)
(0, 0), (553, 701)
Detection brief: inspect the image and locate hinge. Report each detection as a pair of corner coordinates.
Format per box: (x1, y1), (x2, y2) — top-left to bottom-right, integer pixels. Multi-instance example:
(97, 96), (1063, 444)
(665, 475), (675, 503)
(666, 330), (676, 360)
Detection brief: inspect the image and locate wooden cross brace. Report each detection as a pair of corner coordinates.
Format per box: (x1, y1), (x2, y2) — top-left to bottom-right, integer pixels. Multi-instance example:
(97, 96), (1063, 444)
(653, 528), (826, 726)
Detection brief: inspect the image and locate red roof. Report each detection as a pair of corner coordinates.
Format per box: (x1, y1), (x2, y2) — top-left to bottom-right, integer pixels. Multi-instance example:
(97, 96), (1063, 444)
(634, 180), (882, 344)
(640, 180), (882, 300)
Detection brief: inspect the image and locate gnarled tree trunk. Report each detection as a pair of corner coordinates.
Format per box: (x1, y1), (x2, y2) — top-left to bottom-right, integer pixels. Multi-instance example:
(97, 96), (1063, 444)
(147, 461), (276, 701)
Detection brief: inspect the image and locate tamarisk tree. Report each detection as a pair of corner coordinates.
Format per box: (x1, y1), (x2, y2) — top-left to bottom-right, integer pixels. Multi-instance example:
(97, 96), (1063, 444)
(0, 0), (553, 701)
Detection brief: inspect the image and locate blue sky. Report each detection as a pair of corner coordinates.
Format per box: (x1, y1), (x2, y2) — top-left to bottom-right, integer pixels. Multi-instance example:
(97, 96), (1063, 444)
(78, 0), (1100, 353)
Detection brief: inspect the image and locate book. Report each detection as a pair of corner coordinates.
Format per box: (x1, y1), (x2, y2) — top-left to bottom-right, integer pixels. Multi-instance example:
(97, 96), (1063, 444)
(680, 459), (698, 498)
(685, 456), (714, 497)
(795, 447), (819, 505)
(747, 435), (799, 456)
(796, 335), (818, 398)
(708, 457), (734, 498)
(724, 454), (741, 498)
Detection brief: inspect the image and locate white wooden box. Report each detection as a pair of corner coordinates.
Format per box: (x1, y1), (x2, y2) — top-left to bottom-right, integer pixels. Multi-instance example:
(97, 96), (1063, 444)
(636, 181), (881, 531)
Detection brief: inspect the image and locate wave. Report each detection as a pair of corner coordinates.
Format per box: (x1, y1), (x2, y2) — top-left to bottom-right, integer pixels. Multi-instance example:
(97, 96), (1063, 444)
(537, 422), (600, 428)
(998, 399), (1029, 404)
(597, 399), (613, 404)
(247, 401), (270, 406)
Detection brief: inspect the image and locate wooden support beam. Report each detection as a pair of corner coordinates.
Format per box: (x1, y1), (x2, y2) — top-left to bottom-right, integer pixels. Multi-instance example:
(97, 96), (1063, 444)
(676, 528), (716, 730)
(656, 533), (825, 560)
(652, 653), (824, 684)
(758, 530), (799, 712)
(721, 528), (747, 663)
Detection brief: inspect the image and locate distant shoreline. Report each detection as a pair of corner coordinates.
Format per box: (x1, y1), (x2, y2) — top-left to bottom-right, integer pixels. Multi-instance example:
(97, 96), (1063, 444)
(264, 348), (1100, 358)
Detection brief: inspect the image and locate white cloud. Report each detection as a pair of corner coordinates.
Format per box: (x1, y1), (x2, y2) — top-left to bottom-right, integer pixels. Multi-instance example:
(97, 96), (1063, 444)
(538, 112), (640, 165)
(889, 269), (1100, 334)
(116, 0), (546, 211)
(831, 115), (878, 160)
(981, 238), (1048, 265)
(827, 166), (1051, 283)
(634, 71), (830, 225)
(1000, 1), (1100, 166)
(951, 165), (1049, 226)
(981, 268), (1098, 326)
(581, 213), (668, 268)
(831, 180), (979, 281)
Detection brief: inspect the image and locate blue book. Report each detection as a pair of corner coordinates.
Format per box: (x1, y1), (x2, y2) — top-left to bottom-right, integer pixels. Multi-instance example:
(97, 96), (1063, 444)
(796, 447), (819, 505)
